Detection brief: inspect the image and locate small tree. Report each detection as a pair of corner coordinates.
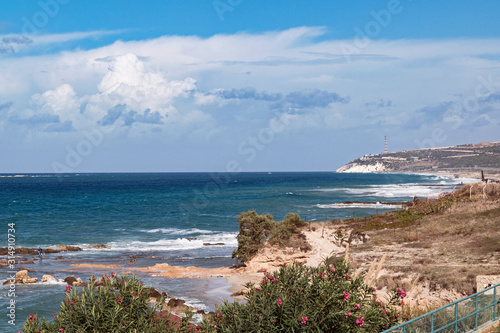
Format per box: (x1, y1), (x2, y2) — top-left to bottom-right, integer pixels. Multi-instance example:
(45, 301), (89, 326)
(232, 210), (275, 263)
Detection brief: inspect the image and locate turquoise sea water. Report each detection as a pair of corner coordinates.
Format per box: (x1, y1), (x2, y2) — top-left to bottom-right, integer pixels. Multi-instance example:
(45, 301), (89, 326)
(0, 172), (473, 330)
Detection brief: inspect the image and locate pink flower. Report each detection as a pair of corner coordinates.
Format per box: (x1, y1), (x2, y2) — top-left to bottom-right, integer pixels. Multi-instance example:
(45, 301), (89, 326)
(328, 265), (334, 271)
(277, 298), (282, 306)
(59, 329), (64, 332)
(354, 303), (361, 310)
(28, 314), (34, 319)
(343, 291), (350, 300)
(345, 274), (350, 280)
(300, 316), (308, 324)
(355, 315), (364, 327)
(216, 313), (221, 318)
(319, 272), (326, 277)
(268, 275), (275, 281)
(115, 297), (122, 304)
(397, 288), (407, 299)
(111, 272), (115, 277)
(345, 312), (352, 318)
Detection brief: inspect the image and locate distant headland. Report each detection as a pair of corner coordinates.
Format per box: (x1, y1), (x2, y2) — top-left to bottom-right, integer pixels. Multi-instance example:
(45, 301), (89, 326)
(336, 141), (500, 181)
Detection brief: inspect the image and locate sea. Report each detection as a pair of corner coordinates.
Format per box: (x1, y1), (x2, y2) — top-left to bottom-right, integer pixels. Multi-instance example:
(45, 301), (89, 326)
(0, 172), (476, 330)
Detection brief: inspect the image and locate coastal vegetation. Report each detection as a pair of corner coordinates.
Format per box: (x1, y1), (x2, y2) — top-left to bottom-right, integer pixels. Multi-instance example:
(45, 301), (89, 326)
(21, 260), (406, 332)
(201, 258), (405, 332)
(21, 274), (195, 333)
(232, 211), (307, 263)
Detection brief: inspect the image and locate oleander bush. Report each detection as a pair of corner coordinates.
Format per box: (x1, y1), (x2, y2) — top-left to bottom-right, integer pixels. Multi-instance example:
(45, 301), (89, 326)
(21, 274), (194, 333)
(201, 258), (405, 332)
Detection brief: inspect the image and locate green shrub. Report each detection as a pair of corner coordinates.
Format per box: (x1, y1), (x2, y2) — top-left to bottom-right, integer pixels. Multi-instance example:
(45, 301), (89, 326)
(21, 274), (195, 333)
(269, 213), (307, 247)
(232, 211), (308, 263)
(201, 258), (405, 332)
(232, 211), (276, 263)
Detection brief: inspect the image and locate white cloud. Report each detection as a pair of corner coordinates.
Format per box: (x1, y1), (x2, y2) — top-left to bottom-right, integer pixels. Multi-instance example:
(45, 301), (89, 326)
(87, 53), (196, 122)
(31, 83), (79, 122)
(1, 27), (500, 171)
(0, 30), (125, 55)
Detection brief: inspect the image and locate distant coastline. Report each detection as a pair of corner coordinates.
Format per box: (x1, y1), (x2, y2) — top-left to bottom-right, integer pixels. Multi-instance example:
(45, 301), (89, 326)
(336, 141), (500, 182)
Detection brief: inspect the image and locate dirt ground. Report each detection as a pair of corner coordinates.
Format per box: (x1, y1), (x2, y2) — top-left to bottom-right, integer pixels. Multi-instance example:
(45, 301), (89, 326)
(315, 182), (500, 313)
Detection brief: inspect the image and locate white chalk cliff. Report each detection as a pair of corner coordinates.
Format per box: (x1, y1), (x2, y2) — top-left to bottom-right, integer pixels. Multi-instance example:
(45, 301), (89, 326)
(336, 162), (387, 173)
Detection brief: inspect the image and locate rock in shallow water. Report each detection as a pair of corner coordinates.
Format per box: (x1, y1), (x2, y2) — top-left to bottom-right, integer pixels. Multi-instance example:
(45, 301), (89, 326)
(2, 270), (39, 284)
(41, 275), (56, 283)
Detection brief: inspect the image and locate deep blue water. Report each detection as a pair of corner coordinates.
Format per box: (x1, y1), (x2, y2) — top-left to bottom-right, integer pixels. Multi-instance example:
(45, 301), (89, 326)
(0, 172), (472, 330)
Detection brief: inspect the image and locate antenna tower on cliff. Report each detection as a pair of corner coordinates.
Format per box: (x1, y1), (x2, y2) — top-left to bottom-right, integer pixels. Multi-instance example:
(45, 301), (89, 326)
(384, 136), (388, 154)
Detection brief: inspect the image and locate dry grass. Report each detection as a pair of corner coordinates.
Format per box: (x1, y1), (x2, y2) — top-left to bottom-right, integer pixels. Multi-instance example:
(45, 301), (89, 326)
(342, 182), (500, 295)
(400, 301), (446, 322)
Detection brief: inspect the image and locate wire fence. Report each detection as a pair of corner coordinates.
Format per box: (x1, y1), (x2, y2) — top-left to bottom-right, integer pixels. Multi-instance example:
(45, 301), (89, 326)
(382, 283), (500, 333)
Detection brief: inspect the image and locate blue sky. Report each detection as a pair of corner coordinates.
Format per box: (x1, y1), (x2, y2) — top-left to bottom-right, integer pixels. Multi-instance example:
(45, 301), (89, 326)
(1, 0), (499, 172)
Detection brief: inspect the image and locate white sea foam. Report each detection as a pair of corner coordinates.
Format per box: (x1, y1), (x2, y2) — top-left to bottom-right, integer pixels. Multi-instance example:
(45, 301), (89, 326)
(40, 230), (237, 254)
(106, 232), (238, 252)
(312, 178), (473, 199)
(315, 202), (403, 209)
(313, 184), (437, 198)
(40, 280), (66, 285)
(140, 228), (215, 235)
(0, 280), (66, 287)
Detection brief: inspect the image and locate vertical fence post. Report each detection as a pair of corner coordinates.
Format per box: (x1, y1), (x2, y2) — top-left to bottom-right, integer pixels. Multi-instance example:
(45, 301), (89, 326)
(455, 303), (458, 332)
(431, 312), (434, 332)
(475, 294), (478, 329)
(494, 286), (497, 321)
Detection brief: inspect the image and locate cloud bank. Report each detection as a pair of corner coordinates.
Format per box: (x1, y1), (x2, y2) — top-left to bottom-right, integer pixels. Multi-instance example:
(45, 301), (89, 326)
(1, 27), (499, 172)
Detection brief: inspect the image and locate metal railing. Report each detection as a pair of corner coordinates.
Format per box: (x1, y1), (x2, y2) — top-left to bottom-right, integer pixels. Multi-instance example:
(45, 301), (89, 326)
(382, 283), (500, 333)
